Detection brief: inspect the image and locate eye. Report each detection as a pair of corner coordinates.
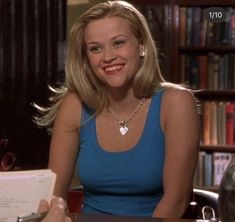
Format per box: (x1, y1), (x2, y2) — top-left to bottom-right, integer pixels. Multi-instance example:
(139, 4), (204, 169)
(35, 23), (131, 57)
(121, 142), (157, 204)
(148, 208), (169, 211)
(113, 39), (126, 48)
(87, 45), (102, 54)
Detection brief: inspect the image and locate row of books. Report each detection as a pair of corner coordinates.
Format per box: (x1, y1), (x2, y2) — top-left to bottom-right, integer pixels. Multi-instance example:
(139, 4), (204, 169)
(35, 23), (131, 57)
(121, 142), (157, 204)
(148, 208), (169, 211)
(179, 7), (235, 46)
(181, 53), (235, 90)
(194, 152), (232, 187)
(202, 101), (235, 146)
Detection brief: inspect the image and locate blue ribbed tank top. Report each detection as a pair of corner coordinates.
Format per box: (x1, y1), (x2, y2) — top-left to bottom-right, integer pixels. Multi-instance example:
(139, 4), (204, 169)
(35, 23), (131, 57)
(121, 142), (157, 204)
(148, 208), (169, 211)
(76, 90), (165, 216)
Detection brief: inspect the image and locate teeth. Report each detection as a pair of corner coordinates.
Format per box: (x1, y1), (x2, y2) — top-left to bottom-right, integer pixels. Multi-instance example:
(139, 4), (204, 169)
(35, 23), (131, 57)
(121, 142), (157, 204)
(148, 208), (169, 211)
(105, 65), (123, 72)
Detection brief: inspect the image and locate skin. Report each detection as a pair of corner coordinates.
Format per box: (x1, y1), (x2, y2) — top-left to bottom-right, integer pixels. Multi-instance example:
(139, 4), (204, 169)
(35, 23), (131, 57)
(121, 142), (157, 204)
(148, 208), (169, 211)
(46, 15), (200, 219)
(38, 197), (71, 222)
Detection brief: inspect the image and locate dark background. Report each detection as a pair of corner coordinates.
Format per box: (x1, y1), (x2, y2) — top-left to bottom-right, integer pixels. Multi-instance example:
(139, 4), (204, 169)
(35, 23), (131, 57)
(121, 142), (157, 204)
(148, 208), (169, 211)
(0, 0), (67, 169)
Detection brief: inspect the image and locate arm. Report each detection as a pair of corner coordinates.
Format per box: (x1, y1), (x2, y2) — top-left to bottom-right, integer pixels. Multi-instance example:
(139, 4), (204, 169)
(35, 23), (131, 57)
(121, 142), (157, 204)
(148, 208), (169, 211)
(48, 92), (82, 199)
(152, 88), (200, 218)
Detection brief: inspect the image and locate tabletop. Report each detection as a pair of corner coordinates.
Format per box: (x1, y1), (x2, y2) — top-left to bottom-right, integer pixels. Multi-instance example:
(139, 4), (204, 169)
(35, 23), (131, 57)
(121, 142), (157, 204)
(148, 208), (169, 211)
(71, 213), (204, 222)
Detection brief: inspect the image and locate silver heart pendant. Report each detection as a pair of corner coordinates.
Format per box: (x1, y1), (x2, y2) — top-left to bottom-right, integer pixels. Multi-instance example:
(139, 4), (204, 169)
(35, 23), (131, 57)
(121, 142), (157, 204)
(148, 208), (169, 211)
(120, 126), (128, 136)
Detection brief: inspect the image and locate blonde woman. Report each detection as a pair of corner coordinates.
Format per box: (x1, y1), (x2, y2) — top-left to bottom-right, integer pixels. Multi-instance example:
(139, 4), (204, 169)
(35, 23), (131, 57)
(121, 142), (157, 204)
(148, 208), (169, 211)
(35, 0), (200, 219)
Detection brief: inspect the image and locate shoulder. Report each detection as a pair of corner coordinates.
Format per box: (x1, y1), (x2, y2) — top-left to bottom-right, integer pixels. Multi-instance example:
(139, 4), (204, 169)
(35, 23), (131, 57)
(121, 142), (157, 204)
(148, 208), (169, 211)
(160, 83), (199, 129)
(55, 92), (82, 130)
(161, 83), (197, 108)
(60, 91), (82, 109)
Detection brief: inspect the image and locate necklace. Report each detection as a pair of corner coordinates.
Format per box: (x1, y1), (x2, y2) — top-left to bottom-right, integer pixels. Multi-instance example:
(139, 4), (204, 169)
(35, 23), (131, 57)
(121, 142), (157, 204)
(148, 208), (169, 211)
(108, 98), (146, 136)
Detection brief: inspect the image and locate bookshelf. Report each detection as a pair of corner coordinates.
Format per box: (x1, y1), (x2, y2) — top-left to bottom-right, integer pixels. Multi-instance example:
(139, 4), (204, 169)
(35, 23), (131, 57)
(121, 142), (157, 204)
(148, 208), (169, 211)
(133, 0), (235, 191)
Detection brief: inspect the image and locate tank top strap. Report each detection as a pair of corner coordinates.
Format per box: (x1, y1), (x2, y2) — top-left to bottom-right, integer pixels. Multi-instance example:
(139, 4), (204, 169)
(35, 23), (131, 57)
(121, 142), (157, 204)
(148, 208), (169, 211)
(147, 89), (165, 123)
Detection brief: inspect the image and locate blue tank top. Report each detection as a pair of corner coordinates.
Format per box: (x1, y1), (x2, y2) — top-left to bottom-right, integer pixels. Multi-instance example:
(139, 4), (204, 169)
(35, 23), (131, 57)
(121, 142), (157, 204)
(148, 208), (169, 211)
(76, 90), (165, 216)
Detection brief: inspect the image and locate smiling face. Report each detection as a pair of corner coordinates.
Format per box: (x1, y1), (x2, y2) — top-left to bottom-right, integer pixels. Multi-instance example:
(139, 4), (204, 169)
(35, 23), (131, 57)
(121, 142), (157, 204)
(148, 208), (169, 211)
(84, 16), (142, 92)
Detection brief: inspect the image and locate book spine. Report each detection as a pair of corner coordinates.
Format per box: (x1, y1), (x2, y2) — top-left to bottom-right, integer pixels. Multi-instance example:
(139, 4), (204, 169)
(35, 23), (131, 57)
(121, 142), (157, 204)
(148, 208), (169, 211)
(198, 55), (208, 89)
(191, 7), (201, 46)
(179, 7), (186, 47)
(204, 153), (212, 187)
(217, 102), (226, 145)
(226, 103), (235, 145)
(186, 7), (192, 46)
(203, 101), (211, 145)
(210, 102), (218, 145)
(198, 151), (205, 186)
(200, 8), (207, 47)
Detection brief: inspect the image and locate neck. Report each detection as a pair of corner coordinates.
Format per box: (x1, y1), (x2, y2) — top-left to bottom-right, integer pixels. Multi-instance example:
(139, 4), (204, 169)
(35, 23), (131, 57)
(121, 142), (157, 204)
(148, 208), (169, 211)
(107, 91), (141, 114)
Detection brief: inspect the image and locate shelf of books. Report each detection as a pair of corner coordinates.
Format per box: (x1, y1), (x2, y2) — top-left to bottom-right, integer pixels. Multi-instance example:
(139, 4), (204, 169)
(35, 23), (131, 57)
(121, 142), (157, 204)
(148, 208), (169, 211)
(178, 3), (235, 191)
(134, 0), (235, 191)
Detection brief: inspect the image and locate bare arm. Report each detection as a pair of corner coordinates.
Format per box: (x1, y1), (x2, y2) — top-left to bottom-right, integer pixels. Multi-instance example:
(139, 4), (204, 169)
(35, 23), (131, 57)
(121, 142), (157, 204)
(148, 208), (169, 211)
(48, 92), (82, 199)
(152, 88), (200, 218)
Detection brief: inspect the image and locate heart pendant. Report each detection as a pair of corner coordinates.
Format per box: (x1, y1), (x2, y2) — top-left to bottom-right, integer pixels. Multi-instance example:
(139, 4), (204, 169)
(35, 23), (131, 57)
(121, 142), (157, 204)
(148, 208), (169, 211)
(120, 126), (128, 136)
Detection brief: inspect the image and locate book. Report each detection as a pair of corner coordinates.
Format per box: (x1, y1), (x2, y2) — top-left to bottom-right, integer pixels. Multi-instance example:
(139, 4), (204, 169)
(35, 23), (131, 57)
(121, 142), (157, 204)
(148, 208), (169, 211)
(186, 7), (193, 46)
(191, 7), (201, 46)
(210, 102), (218, 145)
(226, 102), (235, 145)
(0, 169), (56, 222)
(179, 7), (186, 46)
(203, 101), (211, 145)
(198, 151), (206, 186)
(198, 55), (208, 89)
(204, 153), (212, 186)
(217, 102), (226, 145)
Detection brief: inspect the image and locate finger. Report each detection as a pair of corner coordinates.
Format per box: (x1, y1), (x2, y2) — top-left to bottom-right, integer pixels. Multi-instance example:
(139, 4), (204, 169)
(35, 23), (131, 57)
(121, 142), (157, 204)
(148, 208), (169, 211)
(50, 197), (67, 210)
(65, 216), (72, 222)
(37, 199), (49, 213)
(41, 197), (67, 222)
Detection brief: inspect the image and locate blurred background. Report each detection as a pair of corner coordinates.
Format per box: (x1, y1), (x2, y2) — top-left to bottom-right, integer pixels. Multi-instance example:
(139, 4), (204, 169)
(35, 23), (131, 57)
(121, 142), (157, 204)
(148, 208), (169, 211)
(0, 0), (173, 169)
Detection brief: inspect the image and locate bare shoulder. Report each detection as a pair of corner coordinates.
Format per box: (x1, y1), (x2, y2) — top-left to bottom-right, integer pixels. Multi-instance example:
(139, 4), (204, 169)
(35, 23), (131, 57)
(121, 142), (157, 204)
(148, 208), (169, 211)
(162, 86), (196, 106)
(60, 92), (82, 109)
(161, 87), (199, 133)
(161, 85), (199, 128)
(55, 92), (82, 130)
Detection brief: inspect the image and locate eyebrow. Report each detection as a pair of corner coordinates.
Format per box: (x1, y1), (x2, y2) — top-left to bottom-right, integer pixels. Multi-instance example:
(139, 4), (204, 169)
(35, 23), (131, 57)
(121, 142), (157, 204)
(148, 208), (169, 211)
(86, 34), (128, 46)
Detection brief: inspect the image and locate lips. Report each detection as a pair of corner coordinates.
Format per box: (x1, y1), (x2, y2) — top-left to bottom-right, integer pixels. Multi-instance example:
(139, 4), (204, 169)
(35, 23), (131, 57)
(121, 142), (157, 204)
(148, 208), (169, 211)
(103, 64), (124, 74)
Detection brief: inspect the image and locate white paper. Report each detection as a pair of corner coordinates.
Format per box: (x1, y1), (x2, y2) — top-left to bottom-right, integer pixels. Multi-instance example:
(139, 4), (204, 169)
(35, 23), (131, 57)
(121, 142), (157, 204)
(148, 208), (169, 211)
(0, 169), (56, 222)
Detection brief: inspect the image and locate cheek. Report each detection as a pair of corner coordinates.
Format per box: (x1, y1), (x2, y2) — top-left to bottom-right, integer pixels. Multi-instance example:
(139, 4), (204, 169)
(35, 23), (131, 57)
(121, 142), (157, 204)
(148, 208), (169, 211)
(87, 54), (100, 70)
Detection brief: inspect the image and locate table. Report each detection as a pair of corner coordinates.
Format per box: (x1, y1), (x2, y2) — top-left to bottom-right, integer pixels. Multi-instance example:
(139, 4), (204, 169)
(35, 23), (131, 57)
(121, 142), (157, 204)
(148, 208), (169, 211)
(72, 213), (202, 222)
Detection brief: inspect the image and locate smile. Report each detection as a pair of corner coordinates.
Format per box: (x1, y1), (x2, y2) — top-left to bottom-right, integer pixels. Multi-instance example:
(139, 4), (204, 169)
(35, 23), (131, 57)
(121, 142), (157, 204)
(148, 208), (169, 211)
(104, 65), (124, 73)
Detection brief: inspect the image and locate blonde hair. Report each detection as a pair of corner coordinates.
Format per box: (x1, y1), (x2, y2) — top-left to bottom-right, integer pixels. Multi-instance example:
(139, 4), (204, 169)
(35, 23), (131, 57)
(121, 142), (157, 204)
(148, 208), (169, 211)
(34, 0), (166, 127)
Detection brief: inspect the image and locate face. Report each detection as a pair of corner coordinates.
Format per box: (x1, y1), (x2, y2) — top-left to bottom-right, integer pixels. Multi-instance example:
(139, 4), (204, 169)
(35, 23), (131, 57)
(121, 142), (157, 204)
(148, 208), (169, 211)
(84, 16), (142, 91)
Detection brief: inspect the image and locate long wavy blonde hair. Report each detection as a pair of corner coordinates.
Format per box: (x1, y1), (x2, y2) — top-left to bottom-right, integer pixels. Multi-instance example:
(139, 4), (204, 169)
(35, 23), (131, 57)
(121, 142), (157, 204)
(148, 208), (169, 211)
(34, 0), (166, 127)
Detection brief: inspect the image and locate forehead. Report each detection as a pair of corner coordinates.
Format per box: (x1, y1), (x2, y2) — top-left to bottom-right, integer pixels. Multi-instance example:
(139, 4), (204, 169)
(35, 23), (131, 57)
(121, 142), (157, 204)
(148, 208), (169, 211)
(84, 16), (134, 42)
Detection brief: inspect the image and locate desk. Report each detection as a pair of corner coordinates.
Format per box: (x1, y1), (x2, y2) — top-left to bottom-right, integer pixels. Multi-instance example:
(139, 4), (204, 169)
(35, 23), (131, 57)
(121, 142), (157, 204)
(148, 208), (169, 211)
(72, 213), (200, 222)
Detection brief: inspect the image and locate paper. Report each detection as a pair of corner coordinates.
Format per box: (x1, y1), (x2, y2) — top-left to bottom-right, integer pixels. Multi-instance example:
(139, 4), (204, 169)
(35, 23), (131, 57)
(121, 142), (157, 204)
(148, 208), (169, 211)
(0, 169), (56, 222)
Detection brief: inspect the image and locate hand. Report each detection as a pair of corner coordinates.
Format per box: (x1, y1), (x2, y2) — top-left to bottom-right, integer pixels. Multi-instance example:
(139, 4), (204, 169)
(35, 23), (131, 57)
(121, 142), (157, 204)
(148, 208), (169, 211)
(38, 197), (72, 222)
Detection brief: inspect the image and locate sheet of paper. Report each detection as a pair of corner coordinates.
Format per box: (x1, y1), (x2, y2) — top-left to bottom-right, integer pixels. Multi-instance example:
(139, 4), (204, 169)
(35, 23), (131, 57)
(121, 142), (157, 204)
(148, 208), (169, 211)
(0, 169), (56, 222)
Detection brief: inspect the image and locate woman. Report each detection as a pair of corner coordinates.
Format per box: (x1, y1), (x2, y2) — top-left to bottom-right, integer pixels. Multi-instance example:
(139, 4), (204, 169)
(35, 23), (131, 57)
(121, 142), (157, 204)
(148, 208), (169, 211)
(35, 0), (200, 219)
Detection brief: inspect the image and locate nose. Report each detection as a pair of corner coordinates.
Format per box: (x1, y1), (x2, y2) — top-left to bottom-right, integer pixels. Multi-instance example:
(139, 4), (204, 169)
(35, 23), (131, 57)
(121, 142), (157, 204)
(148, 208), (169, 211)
(103, 47), (116, 63)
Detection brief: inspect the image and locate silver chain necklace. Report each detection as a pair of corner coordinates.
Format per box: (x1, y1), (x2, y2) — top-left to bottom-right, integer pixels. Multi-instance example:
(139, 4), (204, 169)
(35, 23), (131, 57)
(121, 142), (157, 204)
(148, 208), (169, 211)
(108, 98), (146, 136)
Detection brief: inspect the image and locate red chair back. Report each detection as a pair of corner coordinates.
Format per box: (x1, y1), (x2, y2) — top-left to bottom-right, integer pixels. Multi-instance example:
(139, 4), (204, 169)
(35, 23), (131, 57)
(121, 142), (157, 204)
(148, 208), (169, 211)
(67, 186), (84, 213)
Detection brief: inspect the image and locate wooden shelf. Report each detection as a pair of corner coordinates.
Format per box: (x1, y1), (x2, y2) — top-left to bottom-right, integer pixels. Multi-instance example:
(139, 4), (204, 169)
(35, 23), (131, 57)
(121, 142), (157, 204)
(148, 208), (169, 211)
(134, 0), (235, 6)
(179, 46), (235, 53)
(178, 0), (235, 6)
(200, 145), (235, 152)
(195, 90), (235, 101)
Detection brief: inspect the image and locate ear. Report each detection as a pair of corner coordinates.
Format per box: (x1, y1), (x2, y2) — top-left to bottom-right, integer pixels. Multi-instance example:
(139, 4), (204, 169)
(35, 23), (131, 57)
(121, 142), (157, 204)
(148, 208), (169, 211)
(139, 44), (144, 51)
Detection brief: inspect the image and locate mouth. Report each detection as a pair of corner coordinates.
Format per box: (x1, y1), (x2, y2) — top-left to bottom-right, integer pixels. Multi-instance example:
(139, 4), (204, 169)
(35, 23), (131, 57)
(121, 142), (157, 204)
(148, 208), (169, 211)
(103, 64), (124, 74)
